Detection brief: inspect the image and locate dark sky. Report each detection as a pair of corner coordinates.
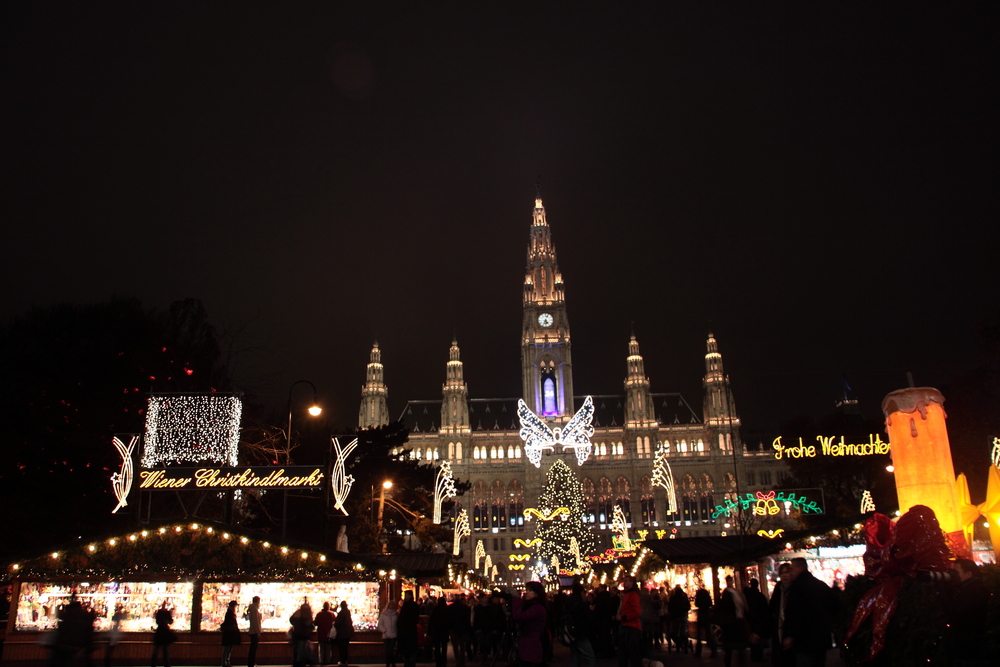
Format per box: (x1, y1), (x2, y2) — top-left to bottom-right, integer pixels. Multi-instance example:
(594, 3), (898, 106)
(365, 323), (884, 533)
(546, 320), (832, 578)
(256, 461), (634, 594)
(3, 3), (997, 434)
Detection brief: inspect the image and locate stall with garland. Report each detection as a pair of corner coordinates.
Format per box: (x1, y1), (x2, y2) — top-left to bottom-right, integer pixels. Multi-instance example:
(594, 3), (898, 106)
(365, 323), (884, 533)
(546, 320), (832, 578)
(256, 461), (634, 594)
(2, 520), (441, 666)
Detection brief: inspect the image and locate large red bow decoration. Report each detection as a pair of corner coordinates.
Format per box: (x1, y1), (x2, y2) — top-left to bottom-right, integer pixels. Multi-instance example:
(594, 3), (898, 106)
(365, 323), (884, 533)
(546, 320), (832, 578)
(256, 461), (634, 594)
(844, 505), (952, 661)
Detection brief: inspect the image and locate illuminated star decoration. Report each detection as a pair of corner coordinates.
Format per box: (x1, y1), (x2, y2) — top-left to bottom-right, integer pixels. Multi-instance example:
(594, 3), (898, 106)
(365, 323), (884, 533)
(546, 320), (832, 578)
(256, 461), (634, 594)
(861, 490), (876, 514)
(110, 436), (139, 514)
(330, 437), (359, 516)
(611, 504), (632, 551)
(651, 444), (678, 513)
(475, 540), (486, 570)
(517, 396), (595, 467)
(433, 461), (457, 525)
(453, 510), (470, 557)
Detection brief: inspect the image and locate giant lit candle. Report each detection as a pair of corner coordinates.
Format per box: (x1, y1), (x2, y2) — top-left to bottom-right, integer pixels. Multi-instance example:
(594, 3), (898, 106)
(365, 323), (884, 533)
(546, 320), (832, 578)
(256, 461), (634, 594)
(882, 387), (967, 555)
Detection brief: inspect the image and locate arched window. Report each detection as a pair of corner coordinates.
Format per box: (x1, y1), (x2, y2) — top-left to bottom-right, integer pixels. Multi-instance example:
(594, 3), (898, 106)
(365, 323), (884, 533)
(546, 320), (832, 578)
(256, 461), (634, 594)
(456, 442), (462, 461)
(491, 480), (507, 532)
(507, 444), (515, 459)
(699, 474), (715, 523)
(697, 439), (704, 452)
(496, 446), (504, 460)
(640, 476), (656, 525)
(681, 474), (697, 524)
(644, 436), (651, 457)
(473, 446), (481, 460)
(583, 478), (597, 525)
(472, 481), (488, 533)
(616, 476), (632, 524)
(597, 477), (613, 528)
(508, 480), (525, 532)
(448, 442), (455, 459)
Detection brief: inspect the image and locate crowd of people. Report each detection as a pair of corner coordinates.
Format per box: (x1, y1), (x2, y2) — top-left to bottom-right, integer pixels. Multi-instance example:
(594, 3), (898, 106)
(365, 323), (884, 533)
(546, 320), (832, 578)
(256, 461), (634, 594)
(38, 555), (993, 667)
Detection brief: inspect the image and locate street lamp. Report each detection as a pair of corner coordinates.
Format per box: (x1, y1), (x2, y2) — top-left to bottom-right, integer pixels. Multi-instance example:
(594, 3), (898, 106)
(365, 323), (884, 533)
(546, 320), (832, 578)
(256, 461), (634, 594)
(376, 480), (393, 552)
(282, 380), (322, 539)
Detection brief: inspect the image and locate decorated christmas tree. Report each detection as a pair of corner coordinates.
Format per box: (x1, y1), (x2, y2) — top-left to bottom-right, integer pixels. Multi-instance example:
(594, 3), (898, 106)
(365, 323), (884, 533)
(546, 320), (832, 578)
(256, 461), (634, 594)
(533, 459), (596, 575)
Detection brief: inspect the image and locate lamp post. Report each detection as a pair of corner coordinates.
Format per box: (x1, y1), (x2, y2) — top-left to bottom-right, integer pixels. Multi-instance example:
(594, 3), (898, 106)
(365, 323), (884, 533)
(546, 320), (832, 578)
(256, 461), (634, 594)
(282, 380), (322, 539)
(376, 480), (392, 552)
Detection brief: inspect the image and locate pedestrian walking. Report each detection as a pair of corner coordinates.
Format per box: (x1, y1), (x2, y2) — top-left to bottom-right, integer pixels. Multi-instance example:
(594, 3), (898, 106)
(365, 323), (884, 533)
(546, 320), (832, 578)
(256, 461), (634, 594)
(221, 600), (242, 667)
(744, 579), (768, 664)
(151, 601), (176, 667)
(397, 591), (420, 667)
(615, 576), (642, 667)
(446, 594), (471, 667)
(768, 563), (792, 667)
(427, 597), (450, 667)
(566, 583), (596, 667)
(316, 602), (336, 665)
(717, 576), (749, 667)
(246, 597), (262, 667)
(666, 585), (691, 653)
(693, 585), (717, 658)
(511, 582), (548, 667)
(104, 605), (127, 667)
(782, 558), (836, 667)
(290, 602), (315, 667)
(377, 599), (399, 667)
(334, 601), (355, 667)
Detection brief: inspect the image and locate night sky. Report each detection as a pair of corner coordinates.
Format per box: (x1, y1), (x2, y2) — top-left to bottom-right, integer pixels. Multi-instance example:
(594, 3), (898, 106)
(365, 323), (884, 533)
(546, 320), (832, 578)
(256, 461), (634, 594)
(3, 4), (997, 435)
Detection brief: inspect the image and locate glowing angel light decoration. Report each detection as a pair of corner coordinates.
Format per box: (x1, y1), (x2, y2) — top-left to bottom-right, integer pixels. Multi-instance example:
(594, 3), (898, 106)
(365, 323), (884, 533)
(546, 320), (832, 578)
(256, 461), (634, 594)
(475, 540), (486, 570)
(433, 460), (458, 524)
(651, 444), (678, 513)
(860, 490), (876, 514)
(110, 435), (139, 513)
(453, 510), (470, 556)
(517, 396), (595, 467)
(484, 554), (493, 576)
(569, 537), (587, 571)
(491, 564), (498, 580)
(330, 437), (359, 515)
(612, 504), (632, 551)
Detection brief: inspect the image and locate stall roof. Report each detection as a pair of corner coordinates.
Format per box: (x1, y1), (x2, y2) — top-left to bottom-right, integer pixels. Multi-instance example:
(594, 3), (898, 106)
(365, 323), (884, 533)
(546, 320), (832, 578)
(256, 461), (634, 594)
(642, 535), (782, 566)
(372, 553), (451, 578)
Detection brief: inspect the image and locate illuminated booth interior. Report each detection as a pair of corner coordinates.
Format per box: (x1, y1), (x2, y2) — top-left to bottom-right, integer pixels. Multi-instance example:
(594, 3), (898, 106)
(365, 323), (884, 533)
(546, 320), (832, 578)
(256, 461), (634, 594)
(201, 581), (380, 631)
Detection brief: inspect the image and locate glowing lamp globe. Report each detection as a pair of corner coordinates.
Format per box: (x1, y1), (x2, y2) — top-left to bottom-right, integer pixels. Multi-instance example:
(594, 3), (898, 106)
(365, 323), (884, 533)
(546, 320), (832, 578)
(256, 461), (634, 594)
(308, 405), (323, 417)
(882, 387), (967, 555)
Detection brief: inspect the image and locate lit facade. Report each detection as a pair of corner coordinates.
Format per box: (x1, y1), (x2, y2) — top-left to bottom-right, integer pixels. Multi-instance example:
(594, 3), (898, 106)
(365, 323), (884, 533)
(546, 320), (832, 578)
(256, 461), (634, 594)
(358, 197), (785, 581)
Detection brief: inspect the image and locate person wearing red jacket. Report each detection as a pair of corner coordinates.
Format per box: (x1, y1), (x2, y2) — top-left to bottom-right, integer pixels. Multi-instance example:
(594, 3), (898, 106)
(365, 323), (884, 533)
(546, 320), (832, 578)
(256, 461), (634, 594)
(616, 576), (642, 667)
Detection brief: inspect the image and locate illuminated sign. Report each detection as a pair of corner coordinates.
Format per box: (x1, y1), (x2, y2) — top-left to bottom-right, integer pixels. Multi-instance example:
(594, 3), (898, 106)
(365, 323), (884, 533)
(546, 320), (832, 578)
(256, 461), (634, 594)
(772, 434), (890, 460)
(711, 489), (824, 519)
(139, 466), (325, 490)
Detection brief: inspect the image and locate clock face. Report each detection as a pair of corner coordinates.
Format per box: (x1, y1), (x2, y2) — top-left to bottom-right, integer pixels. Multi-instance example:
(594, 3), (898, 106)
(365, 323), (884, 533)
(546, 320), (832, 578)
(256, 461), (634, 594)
(538, 313), (554, 328)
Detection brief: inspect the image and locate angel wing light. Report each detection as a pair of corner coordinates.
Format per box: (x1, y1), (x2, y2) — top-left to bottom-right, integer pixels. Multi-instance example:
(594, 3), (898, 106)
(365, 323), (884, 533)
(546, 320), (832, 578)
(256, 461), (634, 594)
(433, 461), (458, 524)
(651, 443), (678, 514)
(453, 509), (470, 556)
(110, 435), (138, 514)
(516, 395), (595, 467)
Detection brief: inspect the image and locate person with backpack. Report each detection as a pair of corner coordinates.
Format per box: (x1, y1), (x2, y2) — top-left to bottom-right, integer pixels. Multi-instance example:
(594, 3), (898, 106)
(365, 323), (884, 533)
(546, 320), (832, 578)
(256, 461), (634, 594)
(563, 583), (596, 667)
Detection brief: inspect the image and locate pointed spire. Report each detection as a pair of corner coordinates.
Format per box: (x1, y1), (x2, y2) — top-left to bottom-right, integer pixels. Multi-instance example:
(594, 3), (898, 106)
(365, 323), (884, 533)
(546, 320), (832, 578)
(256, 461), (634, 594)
(624, 333), (656, 428)
(359, 341), (389, 429)
(442, 338), (470, 433)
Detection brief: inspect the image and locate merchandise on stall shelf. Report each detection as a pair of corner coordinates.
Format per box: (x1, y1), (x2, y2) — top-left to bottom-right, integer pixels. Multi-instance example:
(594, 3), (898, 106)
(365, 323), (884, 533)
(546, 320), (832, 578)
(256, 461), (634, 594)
(201, 582), (380, 631)
(15, 582), (193, 632)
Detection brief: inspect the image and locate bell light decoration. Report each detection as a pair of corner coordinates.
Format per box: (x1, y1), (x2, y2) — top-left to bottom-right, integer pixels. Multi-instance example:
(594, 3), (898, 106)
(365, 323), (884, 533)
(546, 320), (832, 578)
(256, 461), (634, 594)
(882, 387), (968, 556)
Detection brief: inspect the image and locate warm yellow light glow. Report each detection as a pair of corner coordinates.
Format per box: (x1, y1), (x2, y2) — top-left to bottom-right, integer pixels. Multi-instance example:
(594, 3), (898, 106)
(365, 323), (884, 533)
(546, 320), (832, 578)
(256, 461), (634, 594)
(129, 535), (136, 541)
(308, 405), (323, 417)
(240, 537), (248, 544)
(88, 545), (96, 552)
(263, 542), (270, 548)
(383, 480), (393, 489)
(300, 552), (308, 559)
(883, 389), (963, 547)
(141, 530), (148, 537)
(174, 526), (182, 533)
(319, 555), (326, 562)
(281, 547), (289, 554)
(108, 539), (117, 546)
(206, 527), (213, 534)
(159, 527), (166, 534)
(886, 465), (895, 472)
(222, 532), (229, 539)
(191, 523), (199, 530)
(12, 564), (19, 570)
(51, 552), (59, 559)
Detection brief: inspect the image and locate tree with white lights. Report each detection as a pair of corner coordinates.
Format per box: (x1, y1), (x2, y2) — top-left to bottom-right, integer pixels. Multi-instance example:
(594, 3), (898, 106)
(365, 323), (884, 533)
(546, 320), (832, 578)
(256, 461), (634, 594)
(532, 459), (595, 574)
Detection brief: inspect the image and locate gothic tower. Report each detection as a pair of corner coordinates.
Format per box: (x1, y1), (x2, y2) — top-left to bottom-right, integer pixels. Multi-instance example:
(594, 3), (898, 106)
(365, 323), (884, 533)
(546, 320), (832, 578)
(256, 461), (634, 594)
(521, 197), (575, 420)
(624, 334), (657, 429)
(702, 333), (741, 452)
(359, 342), (390, 429)
(440, 338), (471, 434)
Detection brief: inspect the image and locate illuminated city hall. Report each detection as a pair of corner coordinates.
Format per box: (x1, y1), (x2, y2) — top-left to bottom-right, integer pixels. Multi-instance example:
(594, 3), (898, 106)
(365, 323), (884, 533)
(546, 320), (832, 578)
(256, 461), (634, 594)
(358, 197), (785, 577)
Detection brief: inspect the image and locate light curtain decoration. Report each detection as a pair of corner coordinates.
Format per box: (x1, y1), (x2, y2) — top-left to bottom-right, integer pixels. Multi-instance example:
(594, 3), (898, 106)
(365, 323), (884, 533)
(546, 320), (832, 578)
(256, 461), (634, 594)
(651, 444), (678, 513)
(141, 394), (242, 467)
(433, 461), (457, 524)
(111, 435), (139, 513)
(330, 437), (359, 516)
(453, 510), (470, 556)
(517, 396), (595, 467)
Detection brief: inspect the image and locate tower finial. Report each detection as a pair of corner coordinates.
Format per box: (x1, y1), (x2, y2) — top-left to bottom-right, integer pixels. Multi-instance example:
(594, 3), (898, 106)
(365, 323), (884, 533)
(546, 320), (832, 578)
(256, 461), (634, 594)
(535, 175), (542, 200)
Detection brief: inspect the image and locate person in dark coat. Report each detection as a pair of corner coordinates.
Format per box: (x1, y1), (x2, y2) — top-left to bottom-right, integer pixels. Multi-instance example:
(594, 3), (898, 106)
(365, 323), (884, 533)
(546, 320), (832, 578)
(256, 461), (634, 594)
(333, 602), (355, 667)
(397, 591), (421, 667)
(946, 558), (992, 663)
(768, 563), (792, 667)
(693, 585), (716, 658)
(743, 579), (768, 664)
(221, 600), (242, 667)
(566, 583), (596, 667)
(781, 558), (836, 667)
(316, 602), (336, 665)
(666, 585), (691, 653)
(427, 598), (451, 667)
(447, 594), (472, 667)
(592, 585), (615, 658)
(290, 602), (315, 667)
(511, 582), (548, 667)
(151, 601), (176, 667)
(51, 594), (91, 667)
(717, 576), (748, 667)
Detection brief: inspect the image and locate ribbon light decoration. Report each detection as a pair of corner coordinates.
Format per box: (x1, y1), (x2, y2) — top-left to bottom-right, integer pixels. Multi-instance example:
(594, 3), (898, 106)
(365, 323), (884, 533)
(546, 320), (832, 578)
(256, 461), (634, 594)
(433, 460), (457, 524)
(651, 444), (678, 513)
(111, 436), (139, 514)
(330, 437), (359, 516)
